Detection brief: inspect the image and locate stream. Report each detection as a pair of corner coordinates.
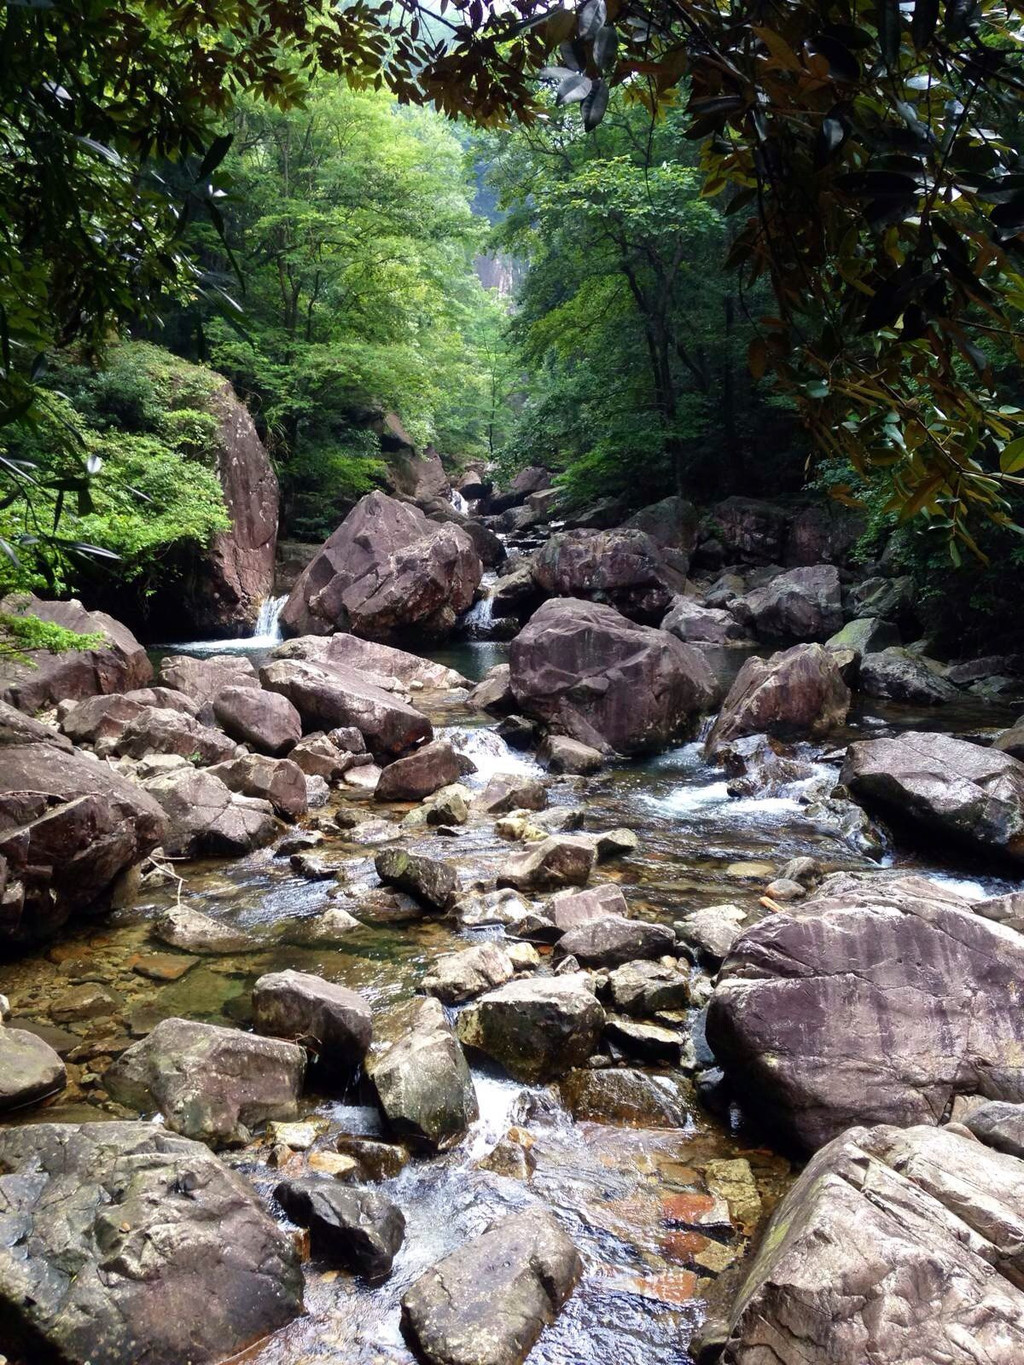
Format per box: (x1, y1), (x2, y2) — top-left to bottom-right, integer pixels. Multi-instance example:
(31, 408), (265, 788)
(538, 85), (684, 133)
(3, 628), (1022, 1365)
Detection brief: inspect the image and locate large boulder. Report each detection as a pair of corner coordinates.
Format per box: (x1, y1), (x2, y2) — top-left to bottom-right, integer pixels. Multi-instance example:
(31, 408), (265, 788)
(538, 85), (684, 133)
(207, 754), (308, 820)
(703, 497), (789, 565)
(59, 689), (200, 752)
(708, 1123), (1024, 1365)
(662, 596), (748, 645)
(273, 632), (469, 689)
(456, 977), (604, 1083)
(858, 646), (959, 704)
(554, 914), (675, 968)
(213, 685), (302, 755)
(825, 615), (901, 661)
(252, 969), (371, 1075)
(274, 1178), (405, 1280)
(730, 564), (843, 641)
(0, 713), (165, 945)
(706, 876), (1024, 1151)
(0, 1025), (66, 1111)
(497, 835), (595, 892)
(376, 739), (462, 802)
(842, 732), (1024, 862)
(375, 848), (459, 912)
(114, 706), (238, 765)
(401, 1209), (582, 1365)
(0, 1121), (303, 1365)
(366, 997), (478, 1152)
(105, 1016), (306, 1146)
(422, 942), (516, 1005)
(144, 767), (279, 858)
(706, 643), (850, 755)
(0, 594), (152, 712)
(532, 527), (687, 622)
(624, 495), (698, 568)
(158, 653), (259, 707)
(279, 491), (481, 640)
(509, 598), (717, 755)
(260, 656), (431, 759)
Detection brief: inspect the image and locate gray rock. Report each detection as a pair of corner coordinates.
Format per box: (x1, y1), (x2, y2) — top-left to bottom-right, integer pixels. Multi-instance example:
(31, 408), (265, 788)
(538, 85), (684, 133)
(158, 652), (259, 706)
(105, 1017), (306, 1146)
(151, 904), (252, 955)
(537, 734), (604, 774)
(367, 997), (478, 1152)
(555, 914), (676, 968)
(114, 705), (238, 764)
(455, 888), (534, 929)
(963, 1100), (1024, 1159)
(859, 646), (959, 704)
(548, 884), (629, 933)
(213, 685), (302, 756)
(252, 969), (371, 1075)
(498, 835), (596, 892)
(0, 1120), (302, 1365)
(375, 848), (459, 912)
(277, 632), (468, 689)
(0, 1026), (66, 1111)
(559, 1067), (690, 1127)
(711, 1123), (1024, 1365)
(144, 767), (279, 858)
(604, 1015), (688, 1065)
(274, 1178), (405, 1279)
(456, 977), (604, 1083)
(476, 774), (548, 814)
(422, 942), (516, 1005)
(662, 595), (749, 645)
(607, 960), (690, 1016)
(676, 904), (746, 963)
(825, 615), (901, 660)
(208, 753), (308, 820)
(401, 1208), (582, 1365)
(706, 643), (850, 755)
(730, 564), (843, 641)
(376, 739), (463, 802)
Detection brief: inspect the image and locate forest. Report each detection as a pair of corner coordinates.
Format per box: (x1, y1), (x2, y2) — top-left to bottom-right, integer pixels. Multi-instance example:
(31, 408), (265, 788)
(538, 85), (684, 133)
(2, 3), (1024, 1365)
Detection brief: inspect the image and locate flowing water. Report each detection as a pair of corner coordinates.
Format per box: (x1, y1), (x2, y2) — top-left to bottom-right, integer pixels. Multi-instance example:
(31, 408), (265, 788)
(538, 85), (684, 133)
(4, 637), (1023, 1365)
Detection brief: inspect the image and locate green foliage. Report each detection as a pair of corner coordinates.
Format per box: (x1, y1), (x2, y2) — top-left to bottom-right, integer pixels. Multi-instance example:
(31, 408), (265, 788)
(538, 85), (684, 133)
(0, 344), (229, 598)
(0, 611), (103, 664)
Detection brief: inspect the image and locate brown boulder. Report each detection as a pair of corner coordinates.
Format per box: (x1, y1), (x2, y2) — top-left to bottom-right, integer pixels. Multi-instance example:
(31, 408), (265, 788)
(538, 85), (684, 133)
(143, 767), (279, 858)
(375, 740), (462, 802)
(158, 653), (259, 707)
(213, 685), (302, 755)
(207, 755), (308, 820)
(279, 491), (481, 641)
(0, 595), (152, 712)
(273, 632), (469, 689)
(730, 564), (844, 641)
(114, 706), (238, 765)
(509, 598), (718, 755)
(706, 643), (850, 756)
(533, 527), (687, 622)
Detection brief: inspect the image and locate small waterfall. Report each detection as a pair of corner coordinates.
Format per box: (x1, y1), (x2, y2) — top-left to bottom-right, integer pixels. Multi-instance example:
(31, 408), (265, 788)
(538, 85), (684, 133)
(450, 488), (470, 516)
(252, 595), (286, 642)
(462, 594), (494, 633)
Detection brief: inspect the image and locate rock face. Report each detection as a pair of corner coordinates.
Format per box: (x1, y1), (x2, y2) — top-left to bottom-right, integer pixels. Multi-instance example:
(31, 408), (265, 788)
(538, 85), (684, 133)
(706, 876), (1024, 1151)
(376, 739), (462, 802)
(624, 495), (698, 569)
(192, 384), (279, 635)
(275, 1178), (405, 1280)
(144, 767), (279, 858)
(274, 632), (468, 690)
(532, 527), (687, 622)
(509, 598), (716, 754)
(842, 732), (1024, 862)
(730, 565), (843, 641)
(965, 1100), (1024, 1158)
(401, 1208), (582, 1365)
(106, 1017), (306, 1146)
(260, 657), (431, 759)
(0, 1026), (66, 1110)
(280, 491), (481, 640)
(858, 645), (959, 704)
(0, 1121), (303, 1365)
(252, 970), (372, 1075)
(213, 685), (302, 756)
(366, 997), (478, 1152)
(706, 643), (850, 755)
(0, 594), (152, 712)
(712, 1124), (1024, 1365)
(456, 977), (604, 1083)
(0, 718), (165, 945)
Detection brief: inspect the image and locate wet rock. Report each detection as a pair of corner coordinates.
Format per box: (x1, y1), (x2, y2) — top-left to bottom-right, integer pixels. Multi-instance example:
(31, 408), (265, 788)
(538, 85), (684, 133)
(276, 632), (469, 690)
(703, 1156), (762, 1234)
(213, 685), (302, 756)
(290, 850), (345, 880)
(842, 731), (1024, 862)
(252, 969), (371, 1075)
(455, 888), (533, 929)
(144, 767), (279, 858)
(548, 883), (629, 933)
(376, 739), (462, 802)
(675, 904), (746, 964)
(489, 563), (540, 620)
(401, 1208), (582, 1365)
(335, 1133), (409, 1180)
(279, 905), (363, 946)
(422, 942), (515, 1004)
(555, 915), (676, 969)
(764, 877), (805, 902)
(260, 656), (432, 759)
(848, 573), (916, 626)
(106, 1016), (306, 1146)
(275, 1178), (405, 1279)
(538, 734), (604, 774)
(776, 855), (822, 888)
(604, 1015), (688, 1065)
(375, 848), (459, 912)
(0, 1120), (302, 1365)
(466, 663), (515, 715)
(825, 615), (901, 662)
(476, 774), (548, 814)
(494, 714), (537, 750)
(858, 645), (959, 704)
(963, 1100), (1024, 1158)
(0, 725), (165, 946)
(50, 982), (121, 1023)
(367, 997), (478, 1152)
(716, 733), (820, 797)
(607, 960), (689, 1016)
(208, 754), (308, 820)
(507, 941), (540, 971)
(421, 784), (471, 827)
(0, 1026), (66, 1111)
(0, 594), (152, 713)
(456, 976), (604, 1083)
(707, 876), (1024, 1151)
(305, 774), (330, 808)
(589, 826), (639, 859)
(730, 564), (843, 641)
(559, 1067), (690, 1127)
(280, 491), (481, 640)
(533, 527), (687, 622)
(662, 596), (748, 645)
(158, 652), (259, 707)
(115, 705), (238, 765)
(131, 951), (199, 982)
(706, 642), (850, 755)
(498, 835), (596, 892)
(710, 1123), (1024, 1364)
(477, 1127), (536, 1180)
(510, 598), (717, 755)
